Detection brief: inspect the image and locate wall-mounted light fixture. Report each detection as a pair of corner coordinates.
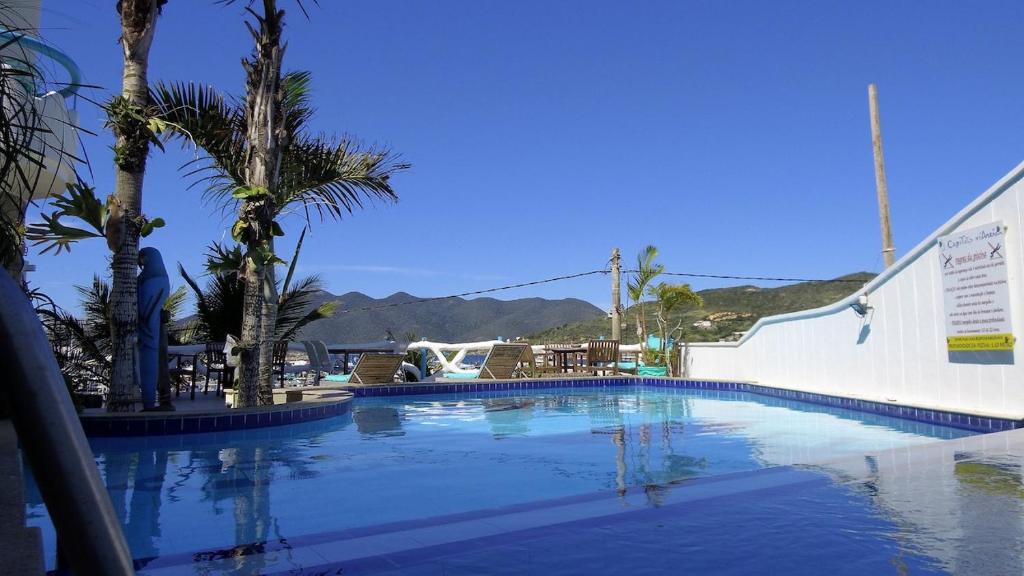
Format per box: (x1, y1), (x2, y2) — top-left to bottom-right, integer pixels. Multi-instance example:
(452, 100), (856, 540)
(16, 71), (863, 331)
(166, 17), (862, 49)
(850, 293), (872, 317)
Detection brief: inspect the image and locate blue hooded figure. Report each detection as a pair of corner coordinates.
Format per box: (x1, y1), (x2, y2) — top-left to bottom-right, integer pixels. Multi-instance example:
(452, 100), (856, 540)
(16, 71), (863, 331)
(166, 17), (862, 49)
(138, 247), (170, 410)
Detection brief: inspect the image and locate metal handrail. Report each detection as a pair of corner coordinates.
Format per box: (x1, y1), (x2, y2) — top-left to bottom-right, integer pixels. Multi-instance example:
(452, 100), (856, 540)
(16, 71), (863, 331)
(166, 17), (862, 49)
(0, 29), (83, 98)
(0, 272), (134, 574)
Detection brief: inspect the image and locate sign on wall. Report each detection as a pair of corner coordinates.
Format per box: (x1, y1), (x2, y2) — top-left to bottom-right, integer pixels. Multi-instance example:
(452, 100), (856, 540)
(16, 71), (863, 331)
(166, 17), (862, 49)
(938, 222), (1014, 351)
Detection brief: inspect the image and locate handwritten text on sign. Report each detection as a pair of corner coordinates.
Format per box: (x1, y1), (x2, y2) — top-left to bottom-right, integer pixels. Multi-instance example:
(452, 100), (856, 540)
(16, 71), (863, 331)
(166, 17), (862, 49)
(938, 222), (1014, 351)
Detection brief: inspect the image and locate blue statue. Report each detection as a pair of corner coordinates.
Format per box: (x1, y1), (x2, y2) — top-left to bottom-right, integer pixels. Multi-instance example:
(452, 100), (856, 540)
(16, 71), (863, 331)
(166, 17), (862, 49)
(138, 247), (170, 410)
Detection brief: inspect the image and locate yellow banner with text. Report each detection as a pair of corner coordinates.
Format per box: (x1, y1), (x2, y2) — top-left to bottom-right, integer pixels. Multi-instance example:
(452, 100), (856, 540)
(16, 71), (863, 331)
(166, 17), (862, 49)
(947, 334), (1015, 351)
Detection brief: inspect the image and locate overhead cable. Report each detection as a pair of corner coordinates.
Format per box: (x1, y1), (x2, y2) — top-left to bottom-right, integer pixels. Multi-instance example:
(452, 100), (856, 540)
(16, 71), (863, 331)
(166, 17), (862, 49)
(333, 268), (868, 315)
(624, 270), (868, 284)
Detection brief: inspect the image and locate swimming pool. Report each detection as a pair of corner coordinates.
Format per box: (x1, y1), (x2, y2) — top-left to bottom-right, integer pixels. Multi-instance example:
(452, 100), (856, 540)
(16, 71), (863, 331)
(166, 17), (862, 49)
(28, 384), (1021, 575)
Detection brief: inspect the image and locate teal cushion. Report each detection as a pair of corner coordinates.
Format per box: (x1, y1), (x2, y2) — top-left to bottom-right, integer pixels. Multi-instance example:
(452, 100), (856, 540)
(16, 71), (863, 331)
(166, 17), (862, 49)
(324, 373), (352, 383)
(637, 366), (667, 377)
(445, 370), (481, 379)
(617, 362), (638, 370)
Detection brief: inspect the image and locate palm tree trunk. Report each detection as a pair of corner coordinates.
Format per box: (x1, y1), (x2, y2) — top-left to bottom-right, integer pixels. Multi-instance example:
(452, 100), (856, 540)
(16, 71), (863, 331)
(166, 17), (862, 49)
(257, 239), (278, 403)
(638, 302), (647, 344)
(235, 253), (263, 408)
(107, 0), (160, 412)
(236, 0), (285, 408)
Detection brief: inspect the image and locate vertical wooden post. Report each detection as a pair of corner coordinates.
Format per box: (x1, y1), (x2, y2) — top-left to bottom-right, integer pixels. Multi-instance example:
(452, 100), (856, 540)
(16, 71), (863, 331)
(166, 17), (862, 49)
(611, 248), (621, 341)
(868, 83), (896, 268)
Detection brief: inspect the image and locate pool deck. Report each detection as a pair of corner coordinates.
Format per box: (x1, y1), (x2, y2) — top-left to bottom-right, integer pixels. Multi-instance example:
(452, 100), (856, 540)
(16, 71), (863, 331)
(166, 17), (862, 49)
(134, 425), (1024, 575)
(78, 387), (353, 437)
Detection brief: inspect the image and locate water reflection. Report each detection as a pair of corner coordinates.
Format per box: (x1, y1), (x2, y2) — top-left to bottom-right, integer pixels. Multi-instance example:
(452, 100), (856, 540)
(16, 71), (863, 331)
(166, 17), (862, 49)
(354, 406), (405, 437)
(185, 445), (271, 574)
(87, 417), (347, 569)
(478, 391), (708, 502)
(104, 449), (169, 561)
(482, 398), (535, 439)
(605, 395), (706, 505)
(815, 435), (1024, 575)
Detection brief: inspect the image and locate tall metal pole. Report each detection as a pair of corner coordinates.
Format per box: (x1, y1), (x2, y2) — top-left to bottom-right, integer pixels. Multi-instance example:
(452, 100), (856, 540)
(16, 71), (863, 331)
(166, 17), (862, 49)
(869, 83), (896, 268)
(611, 248), (621, 341)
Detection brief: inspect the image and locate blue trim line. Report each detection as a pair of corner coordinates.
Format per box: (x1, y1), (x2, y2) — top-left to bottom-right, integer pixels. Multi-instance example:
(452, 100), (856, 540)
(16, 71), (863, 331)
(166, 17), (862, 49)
(80, 399), (352, 437)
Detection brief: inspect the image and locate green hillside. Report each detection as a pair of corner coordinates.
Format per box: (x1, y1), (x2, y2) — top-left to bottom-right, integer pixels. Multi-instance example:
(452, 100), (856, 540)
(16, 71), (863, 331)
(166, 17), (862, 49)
(524, 272), (877, 344)
(295, 291), (606, 343)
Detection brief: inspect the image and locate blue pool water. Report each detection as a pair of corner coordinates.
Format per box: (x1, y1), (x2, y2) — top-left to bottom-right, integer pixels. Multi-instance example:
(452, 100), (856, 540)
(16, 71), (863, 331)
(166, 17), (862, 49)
(27, 385), (1007, 575)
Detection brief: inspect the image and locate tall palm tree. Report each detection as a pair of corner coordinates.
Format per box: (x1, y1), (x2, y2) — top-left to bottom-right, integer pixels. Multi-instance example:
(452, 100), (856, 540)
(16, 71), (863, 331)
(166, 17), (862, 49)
(151, 14), (407, 406)
(627, 245), (663, 346)
(105, 0), (166, 411)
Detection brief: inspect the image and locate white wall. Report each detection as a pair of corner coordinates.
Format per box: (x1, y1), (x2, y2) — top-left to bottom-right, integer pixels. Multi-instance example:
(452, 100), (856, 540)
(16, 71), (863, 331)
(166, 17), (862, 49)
(686, 162), (1024, 419)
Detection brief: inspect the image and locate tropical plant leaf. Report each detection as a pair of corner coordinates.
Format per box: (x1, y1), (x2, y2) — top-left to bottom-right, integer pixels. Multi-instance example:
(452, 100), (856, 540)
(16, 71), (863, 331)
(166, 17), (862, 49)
(139, 216), (165, 238)
(25, 183), (108, 253)
(205, 242), (245, 276)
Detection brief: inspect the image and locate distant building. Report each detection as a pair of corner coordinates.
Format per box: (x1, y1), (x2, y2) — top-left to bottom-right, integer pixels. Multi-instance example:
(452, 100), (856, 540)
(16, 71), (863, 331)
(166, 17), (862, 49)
(692, 320), (713, 330)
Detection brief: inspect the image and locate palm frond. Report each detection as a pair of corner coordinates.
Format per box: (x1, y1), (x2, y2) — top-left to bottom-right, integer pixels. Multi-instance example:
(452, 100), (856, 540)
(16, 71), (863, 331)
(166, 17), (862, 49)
(274, 272), (324, 337)
(77, 276), (111, 332)
(164, 285), (188, 320)
(38, 276), (114, 385)
(627, 245), (663, 303)
(279, 135), (408, 220)
(150, 80), (247, 202)
(282, 70), (314, 136)
(276, 301), (336, 342)
(280, 226), (306, 296)
(179, 262), (246, 342)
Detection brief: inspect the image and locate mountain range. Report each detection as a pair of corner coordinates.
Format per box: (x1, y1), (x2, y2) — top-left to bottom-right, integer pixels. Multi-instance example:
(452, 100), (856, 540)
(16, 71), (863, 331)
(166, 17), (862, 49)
(294, 291), (606, 343)
(525, 272), (877, 344)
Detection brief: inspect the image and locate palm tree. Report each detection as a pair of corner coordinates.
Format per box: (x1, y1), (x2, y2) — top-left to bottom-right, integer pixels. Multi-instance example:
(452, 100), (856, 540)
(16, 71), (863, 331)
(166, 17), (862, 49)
(647, 282), (702, 376)
(178, 231), (337, 344)
(105, 0), (167, 411)
(151, 30), (407, 406)
(38, 276), (186, 393)
(626, 245), (663, 346)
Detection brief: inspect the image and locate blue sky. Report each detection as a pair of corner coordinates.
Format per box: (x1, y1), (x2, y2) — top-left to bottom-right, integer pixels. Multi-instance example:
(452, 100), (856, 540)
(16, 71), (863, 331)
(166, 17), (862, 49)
(28, 0), (1024, 313)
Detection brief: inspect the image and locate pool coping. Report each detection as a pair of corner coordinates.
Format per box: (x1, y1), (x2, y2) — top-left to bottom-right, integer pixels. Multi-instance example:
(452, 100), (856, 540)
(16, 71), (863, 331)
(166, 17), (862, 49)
(79, 395), (353, 437)
(80, 375), (1024, 437)
(342, 376), (1023, 433)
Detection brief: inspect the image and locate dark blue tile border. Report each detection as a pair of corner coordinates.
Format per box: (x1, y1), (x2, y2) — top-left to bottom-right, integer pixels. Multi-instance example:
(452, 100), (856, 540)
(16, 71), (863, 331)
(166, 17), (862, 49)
(81, 377), (1021, 437)
(80, 398), (352, 438)
(347, 377), (1022, 434)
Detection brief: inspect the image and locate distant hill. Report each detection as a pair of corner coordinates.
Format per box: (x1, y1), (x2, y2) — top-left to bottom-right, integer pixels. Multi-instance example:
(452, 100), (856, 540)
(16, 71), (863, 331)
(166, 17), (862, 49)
(525, 272), (877, 344)
(294, 291), (606, 343)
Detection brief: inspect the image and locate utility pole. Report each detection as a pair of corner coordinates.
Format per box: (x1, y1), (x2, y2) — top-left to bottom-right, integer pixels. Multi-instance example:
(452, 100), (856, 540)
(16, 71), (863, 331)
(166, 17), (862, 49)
(868, 83), (896, 268)
(611, 248), (621, 341)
